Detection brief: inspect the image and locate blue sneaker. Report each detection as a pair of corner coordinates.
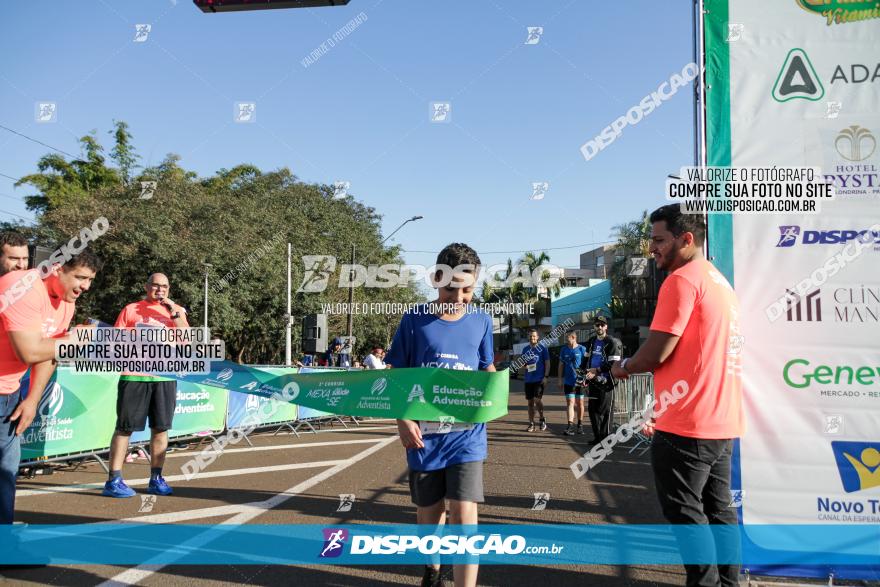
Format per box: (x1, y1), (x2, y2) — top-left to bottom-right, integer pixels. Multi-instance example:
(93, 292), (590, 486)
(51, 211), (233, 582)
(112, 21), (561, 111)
(102, 477), (136, 498)
(147, 476), (173, 496)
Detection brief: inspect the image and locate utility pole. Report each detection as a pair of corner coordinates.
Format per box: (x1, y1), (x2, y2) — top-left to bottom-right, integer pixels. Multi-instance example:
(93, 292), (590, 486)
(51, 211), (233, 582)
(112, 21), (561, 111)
(285, 242), (292, 366)
(346, 242), (355, 338)
(202, 262), (213, 332)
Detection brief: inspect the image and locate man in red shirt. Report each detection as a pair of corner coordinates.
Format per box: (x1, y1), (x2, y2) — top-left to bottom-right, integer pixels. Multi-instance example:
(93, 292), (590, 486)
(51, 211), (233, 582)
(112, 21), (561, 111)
(0, 232), (29, 276)
(0, 250), (101, 525)
(104, 273), (189, 498)
(612, 204), (743, 587)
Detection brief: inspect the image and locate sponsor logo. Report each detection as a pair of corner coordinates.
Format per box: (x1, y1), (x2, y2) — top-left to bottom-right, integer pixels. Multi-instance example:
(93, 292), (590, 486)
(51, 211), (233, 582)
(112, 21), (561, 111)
(785, 288), (822, 321)
(245, 394), (260, 412)
(283, 382), (300, 402)
(319, 528), (348, 558)
(776, 225), (801, 247)
(784, 286), (880, 323)
(216, 368), (234, 382)
(773, 225), (880, 247)
(772, 48), (824, 102)
(835, 125), (876, 162)
(830, 62), (880, 84)
(370, 378), (387, 396)
(407, 384), (426, 404)
(38, 383), (64, 419)
(831, 441), (880, 492)
(782, 358), (880, 389)
(796, 0), (880, 26)
(824, 125), (879, 197)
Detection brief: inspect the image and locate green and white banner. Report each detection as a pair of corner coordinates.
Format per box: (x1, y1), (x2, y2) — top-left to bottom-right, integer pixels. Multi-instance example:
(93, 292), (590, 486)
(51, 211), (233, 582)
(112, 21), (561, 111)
(705, 0), (880, 576)
(20, 363), (509, 461)
(188, 362), (509, 423)
(20, 369), (118, 461)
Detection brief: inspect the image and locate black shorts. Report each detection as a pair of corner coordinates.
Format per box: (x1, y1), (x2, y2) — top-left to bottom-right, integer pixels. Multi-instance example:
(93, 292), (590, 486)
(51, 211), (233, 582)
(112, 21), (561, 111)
(115, 379), (177, 433)
(408, 461), (485, 507)
(524, 381), (544, 400)
(564, 384), (585, 398)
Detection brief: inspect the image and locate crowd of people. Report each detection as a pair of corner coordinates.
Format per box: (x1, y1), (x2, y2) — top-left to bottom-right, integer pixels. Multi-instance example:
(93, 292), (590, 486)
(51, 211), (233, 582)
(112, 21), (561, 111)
(0, 202), (743, 587)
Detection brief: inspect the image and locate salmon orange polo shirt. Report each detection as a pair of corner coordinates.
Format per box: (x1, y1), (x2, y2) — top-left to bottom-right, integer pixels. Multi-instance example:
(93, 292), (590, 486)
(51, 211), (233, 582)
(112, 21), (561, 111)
(650, 258), (745, 440)
(0, 270), (75, 394)
(115, 299), (190, 382)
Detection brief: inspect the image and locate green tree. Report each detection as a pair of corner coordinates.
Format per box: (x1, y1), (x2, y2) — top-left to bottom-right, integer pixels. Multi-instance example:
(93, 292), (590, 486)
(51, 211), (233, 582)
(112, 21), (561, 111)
(16, 132), (121, 214)
(21, 122), (424, 364)
(109, 120), (140, 185)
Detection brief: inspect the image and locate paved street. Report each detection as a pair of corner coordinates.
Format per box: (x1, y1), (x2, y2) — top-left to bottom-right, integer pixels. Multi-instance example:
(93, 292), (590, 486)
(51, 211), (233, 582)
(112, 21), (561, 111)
(7, 380), (683, 586)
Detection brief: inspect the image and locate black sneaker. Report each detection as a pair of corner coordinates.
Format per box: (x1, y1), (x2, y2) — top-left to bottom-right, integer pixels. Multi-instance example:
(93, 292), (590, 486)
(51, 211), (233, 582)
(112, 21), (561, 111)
(577, 424), (585, 435)
(563, 424), (575, 436)
(539, 418), (547, 431)
(421, 565), (444, 587)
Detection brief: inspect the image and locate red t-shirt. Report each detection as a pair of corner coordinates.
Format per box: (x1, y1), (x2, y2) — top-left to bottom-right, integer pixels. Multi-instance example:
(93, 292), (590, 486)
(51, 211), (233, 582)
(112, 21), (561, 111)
(0, 270), (75, 394)
(650, 258), (744, 439)
(115, 299), (189, 380)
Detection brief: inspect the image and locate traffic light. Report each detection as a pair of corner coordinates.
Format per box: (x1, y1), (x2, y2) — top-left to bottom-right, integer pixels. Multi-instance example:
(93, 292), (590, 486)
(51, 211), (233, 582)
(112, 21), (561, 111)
(194, 0), (350, 13)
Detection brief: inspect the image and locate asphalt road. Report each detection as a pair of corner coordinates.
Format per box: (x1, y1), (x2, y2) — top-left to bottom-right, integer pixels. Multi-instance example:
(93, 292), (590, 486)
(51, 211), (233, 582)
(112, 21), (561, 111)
(6, 379), (686, 586)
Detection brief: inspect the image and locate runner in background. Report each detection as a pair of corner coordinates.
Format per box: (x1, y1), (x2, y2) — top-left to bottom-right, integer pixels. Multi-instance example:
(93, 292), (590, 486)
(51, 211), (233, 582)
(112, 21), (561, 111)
(612, 204), (743, 587)
(0, 232), (29, 276)
(0, 250), (101, 525)
(522, 329), (549, 432)
(557, 331), (587, 436)
(582, 315), (622, 444)
(385, 242), (494, 587)
(104, 273), (189, 499)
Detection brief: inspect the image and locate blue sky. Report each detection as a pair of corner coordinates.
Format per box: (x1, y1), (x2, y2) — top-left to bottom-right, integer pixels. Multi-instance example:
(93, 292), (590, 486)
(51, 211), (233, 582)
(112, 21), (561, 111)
(0, 0), (694, 271)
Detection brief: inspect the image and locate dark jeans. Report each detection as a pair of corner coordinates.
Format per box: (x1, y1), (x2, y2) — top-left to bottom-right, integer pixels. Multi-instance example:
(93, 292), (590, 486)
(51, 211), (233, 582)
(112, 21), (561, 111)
(1, 390), (22, 525)
(651, 430), (740, 587)
(587, 386), (613, 441)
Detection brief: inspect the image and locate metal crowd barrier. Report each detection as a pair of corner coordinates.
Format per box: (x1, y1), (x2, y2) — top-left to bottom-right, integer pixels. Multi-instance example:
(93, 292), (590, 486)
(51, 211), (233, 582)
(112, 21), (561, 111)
(611, 373), (654, 455)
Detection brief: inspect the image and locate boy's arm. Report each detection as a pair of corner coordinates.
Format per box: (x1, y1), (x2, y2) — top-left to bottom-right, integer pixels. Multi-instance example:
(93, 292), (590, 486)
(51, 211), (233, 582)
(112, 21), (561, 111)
(386, 314), (423, 449)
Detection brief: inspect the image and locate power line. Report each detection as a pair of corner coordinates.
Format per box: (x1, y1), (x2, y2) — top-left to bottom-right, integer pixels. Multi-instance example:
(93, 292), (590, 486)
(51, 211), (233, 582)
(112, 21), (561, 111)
(0, 123), (78, 159)
(0, 172), (22, 183)
(0, 208), (34, 222)
(402, 240), (616, 255)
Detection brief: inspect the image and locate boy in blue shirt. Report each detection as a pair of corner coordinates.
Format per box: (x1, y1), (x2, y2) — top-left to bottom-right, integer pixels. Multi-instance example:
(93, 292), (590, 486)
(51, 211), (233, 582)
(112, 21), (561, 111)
(557, 331), (587, 436)
(522, 329), (550, 432)
(385, 242), (495, 587)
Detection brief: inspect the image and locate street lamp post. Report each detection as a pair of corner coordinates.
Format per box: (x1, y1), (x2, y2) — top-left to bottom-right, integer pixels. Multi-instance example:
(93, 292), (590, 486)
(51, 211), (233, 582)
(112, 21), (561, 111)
(345, 215), (423, 340)
(285, 242), (292, 366)
(202, 262), (213, 333)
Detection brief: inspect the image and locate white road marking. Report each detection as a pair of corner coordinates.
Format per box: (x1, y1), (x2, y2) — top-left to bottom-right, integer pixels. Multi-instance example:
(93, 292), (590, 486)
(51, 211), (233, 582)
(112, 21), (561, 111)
(99, 434), (399, 586)
(163, 436), (387, 458)
(17, 459), (347, 498)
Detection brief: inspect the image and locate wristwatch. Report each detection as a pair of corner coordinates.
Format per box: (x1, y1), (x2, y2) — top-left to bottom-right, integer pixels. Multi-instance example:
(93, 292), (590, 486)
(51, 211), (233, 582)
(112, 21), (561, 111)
(620, 358), (631, 374)
(170, 311), (181, 319)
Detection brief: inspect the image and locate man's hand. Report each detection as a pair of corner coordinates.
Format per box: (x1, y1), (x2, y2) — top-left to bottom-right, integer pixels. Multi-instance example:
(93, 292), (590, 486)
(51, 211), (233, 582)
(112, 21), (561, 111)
(584, 368), (597, 381)
(641, 421), (656, 438)
(397, 419), (424, 449)
(611, 361), (629, 380)
(160, 298), (182, 314)
(10, 399), (38, 435)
